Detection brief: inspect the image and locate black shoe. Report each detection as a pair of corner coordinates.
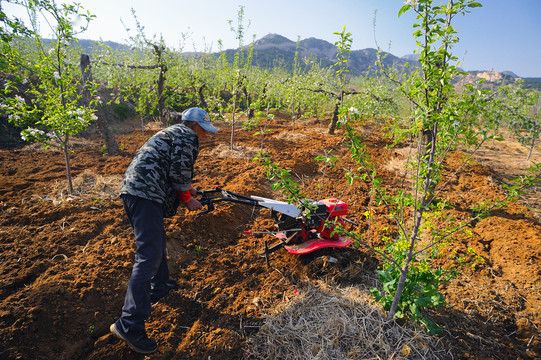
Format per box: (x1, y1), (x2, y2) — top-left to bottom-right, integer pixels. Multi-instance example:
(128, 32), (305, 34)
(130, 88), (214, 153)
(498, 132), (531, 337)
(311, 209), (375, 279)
(151, 278), (179, 304)
(166, 278), (179, 290)
(110, 320), (157, 354)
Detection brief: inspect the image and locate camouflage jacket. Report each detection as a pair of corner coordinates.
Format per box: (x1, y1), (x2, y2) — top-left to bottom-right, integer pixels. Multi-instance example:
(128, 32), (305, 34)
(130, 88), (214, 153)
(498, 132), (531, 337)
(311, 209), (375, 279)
(120, 124), (200, 204)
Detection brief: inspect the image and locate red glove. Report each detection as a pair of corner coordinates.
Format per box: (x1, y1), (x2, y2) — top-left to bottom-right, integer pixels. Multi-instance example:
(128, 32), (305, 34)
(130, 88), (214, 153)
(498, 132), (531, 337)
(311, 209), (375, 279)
(177, 190), (191, 203)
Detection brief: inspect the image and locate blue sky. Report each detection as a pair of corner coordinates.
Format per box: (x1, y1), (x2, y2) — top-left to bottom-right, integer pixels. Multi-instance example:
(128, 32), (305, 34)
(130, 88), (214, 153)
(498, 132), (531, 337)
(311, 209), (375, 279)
(4, 0), (541, 77)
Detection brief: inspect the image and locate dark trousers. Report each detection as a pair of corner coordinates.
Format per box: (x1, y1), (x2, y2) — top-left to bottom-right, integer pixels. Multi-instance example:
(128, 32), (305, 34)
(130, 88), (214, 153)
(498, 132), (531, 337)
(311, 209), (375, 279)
(119, 194), (169, 332)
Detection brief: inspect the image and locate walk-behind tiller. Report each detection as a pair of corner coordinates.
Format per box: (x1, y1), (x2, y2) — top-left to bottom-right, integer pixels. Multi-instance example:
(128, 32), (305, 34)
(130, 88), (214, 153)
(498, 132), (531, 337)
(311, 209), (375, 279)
(196, 187), (357, 265)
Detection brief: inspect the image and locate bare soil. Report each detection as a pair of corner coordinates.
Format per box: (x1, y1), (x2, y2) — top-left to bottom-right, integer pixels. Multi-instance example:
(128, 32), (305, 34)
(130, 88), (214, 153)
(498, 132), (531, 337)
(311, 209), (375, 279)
(0, 115), (539, 359)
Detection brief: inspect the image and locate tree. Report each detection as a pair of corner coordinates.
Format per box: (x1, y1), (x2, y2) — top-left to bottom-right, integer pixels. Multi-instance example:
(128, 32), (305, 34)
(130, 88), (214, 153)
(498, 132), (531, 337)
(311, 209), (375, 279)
(1, 0), (34, 71)
(300, 27), (396, 135)
(2, 0), (97, 194)
(93, 9), (171, 134)
(334, 0), (510, 333)
(377, 0), (484, 327)
(499, 81), (541, 161)
(79, 53), (120, 154)
(328, 26), (352, 134)
(226, 5), (254, 149)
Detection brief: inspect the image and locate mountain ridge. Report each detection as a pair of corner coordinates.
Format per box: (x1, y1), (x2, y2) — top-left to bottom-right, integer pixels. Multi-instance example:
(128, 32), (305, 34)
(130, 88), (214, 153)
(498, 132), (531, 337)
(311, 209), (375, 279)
(215, 33), (415, 76)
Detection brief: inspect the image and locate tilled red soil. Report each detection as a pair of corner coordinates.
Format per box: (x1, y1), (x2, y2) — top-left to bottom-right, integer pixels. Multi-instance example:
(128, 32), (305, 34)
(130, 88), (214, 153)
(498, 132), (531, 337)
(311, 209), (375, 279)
(0, 116), (539, 359)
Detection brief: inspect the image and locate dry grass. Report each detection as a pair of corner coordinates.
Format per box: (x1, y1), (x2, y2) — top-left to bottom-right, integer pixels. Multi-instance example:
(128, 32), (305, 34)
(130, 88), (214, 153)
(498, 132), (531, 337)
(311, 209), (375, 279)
(22, 137), (101, 152)
(274, 130), (312, 141)
(246, 281), (446, 360)
(49, 169), (121, 202)
(204, 143), (260, 159)
(383, 146), (417, 177)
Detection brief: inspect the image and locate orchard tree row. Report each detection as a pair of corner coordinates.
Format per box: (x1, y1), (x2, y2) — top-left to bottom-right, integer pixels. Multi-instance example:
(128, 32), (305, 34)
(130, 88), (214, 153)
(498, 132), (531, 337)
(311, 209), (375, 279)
(2, 1), (539, 157)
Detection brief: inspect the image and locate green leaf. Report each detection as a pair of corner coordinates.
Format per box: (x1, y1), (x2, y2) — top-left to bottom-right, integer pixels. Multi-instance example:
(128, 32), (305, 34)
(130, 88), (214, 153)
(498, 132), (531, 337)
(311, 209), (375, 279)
(468, 2), (483, 8)
(398, 4), (411, 18)
(414, 296), (432, 307)
(369, 287), (381, 301)
(422, 317), (443, 335)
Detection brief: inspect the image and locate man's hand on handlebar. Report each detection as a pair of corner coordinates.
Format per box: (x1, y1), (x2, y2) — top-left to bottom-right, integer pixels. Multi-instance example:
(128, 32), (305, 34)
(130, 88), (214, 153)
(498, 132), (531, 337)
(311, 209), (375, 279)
(185, 197), (202, 211)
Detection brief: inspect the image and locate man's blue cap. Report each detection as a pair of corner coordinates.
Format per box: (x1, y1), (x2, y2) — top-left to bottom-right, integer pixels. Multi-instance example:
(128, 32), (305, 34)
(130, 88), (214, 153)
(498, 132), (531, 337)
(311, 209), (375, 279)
(182, 107), (218, 133)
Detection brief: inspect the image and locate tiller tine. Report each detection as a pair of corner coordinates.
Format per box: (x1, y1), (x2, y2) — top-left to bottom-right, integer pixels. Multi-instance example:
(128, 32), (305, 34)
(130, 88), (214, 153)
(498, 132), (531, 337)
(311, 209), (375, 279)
(258, 230), (301, 268)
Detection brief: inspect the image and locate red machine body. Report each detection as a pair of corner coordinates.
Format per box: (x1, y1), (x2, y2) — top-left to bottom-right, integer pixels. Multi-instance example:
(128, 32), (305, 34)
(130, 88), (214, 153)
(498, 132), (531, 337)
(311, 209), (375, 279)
(196, 188), (355, 258)
(320, 198), (348, 216)
(273, 198), (352, 254)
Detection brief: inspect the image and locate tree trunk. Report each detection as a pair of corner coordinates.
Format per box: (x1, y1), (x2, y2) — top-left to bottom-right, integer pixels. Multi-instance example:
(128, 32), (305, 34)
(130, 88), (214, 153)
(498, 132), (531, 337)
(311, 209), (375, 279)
(151, 44), (168, 126)
(157, 64), (166, 125)
(243, 86), (254, 119)
(230, 101), (237, 150)
(198, 84), (208, 108)
(328, 102), (340, 135)
(80, 54), (119, 154)
(80, 54), (92, 82)
(387, 123), (438, 320)
(230, 72), (242, 149)
(62, 138), (74, 194)
(527, 136), (536, 161)
(421, 125), (438, 196)
(387, 264), (409, 320)
(96, 104), (120, 154)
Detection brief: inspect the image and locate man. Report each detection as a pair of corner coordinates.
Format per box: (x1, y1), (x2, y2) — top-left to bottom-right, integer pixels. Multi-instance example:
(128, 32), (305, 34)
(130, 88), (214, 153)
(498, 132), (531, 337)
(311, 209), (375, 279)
(110, 107), (218, 354)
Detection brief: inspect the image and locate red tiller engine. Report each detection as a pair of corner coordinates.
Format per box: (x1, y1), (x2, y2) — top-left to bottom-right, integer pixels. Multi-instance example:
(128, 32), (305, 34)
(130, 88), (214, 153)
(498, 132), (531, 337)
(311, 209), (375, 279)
(270, 198), (353, 254)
